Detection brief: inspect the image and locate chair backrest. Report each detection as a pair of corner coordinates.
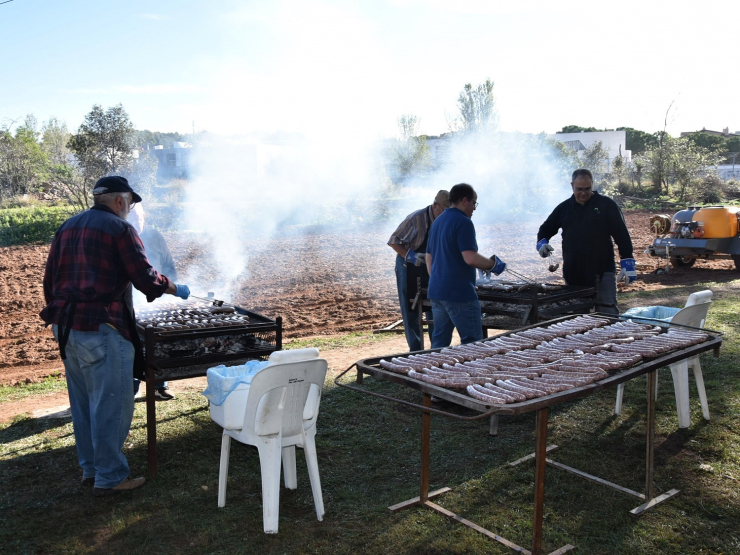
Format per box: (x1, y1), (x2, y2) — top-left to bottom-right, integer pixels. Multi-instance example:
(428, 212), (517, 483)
(267, 347), (320, 365)
(242, 356), (328, 437)
(670, 302), (712, 329)
(684, 289), (713, 308)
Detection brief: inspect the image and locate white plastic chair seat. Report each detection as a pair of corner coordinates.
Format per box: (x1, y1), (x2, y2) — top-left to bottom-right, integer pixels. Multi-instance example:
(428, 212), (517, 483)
(615, 290), (712, 428)
(212, 348), (328, 533)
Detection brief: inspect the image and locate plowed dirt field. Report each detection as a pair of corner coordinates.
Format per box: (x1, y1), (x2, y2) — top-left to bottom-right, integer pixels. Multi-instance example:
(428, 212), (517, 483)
(2, 209), (738, 386)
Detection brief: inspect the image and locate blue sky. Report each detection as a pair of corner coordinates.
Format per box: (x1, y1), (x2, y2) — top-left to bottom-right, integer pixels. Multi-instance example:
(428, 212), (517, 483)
(2, 0), (738, 139)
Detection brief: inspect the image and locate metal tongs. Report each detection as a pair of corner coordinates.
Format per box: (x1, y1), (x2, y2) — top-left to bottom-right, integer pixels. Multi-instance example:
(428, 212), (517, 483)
(505, 267), (537, 285)
(547, 252), (560, 273)
(189, 294), (225, 307)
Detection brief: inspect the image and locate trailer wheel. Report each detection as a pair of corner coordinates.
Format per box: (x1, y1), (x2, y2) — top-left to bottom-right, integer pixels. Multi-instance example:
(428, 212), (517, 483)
(670, 256), (696, 268)
(733, 255), (740, 271)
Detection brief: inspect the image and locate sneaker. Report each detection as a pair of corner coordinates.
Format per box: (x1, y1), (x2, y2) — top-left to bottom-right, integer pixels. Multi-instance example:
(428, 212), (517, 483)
(93, 476), (146, 497)
(81, 477), (95, 487)
(154, 387), (175, 401)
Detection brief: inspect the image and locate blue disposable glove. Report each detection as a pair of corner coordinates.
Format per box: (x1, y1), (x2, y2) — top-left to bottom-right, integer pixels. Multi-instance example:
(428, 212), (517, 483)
(618, 258), (637, 284)
(490, 255), (507, 276)
(174, 284), (191, 299)
(404, 249), (425, 266)
(536, 238), (554, 258)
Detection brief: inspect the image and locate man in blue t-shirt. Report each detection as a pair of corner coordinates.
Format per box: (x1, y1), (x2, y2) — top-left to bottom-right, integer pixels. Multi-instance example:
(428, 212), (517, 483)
(425, 183), (507, 348)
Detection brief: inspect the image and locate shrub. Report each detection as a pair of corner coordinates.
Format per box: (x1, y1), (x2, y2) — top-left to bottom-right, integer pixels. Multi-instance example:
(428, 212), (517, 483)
(0, 205), (78, 246)
(695, 174), (725, 204)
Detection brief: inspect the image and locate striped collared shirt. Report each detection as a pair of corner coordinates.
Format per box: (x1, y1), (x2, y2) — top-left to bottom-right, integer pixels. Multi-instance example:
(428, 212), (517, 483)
(387, 205), (434, 253)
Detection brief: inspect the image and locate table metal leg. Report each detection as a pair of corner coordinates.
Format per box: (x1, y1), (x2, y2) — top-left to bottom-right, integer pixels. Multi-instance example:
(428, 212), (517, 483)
(418, 296), (425, 351)
(146, 368), (157, 479)
(532, 408), (548, 555)
(630, 368), (679, 515)
(388, 393), (450, 512)
(420, 393), (431, 502)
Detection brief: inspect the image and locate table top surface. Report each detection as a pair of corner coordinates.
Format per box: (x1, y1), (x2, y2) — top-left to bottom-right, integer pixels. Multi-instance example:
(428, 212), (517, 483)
(350, 316), (722, 417)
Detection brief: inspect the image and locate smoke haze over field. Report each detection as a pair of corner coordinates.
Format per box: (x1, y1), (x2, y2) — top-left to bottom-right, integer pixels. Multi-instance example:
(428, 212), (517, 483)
(172, 128), (574, 296)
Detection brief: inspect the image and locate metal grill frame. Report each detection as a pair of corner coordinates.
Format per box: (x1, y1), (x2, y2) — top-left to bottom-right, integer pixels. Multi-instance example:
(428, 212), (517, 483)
(137, 305), (282, 479)
(139, 307), (282, 376)
(412, 281), (596, 349)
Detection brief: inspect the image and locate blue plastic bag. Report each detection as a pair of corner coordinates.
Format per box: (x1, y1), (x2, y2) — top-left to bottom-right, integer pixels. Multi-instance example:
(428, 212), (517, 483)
(622, 305), (681, 325)
(202, 359), (269, 406)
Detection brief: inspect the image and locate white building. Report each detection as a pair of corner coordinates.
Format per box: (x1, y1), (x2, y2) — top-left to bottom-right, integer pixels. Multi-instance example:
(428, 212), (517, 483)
(547, 130), (631, 173)
(718, 164), (740, 181)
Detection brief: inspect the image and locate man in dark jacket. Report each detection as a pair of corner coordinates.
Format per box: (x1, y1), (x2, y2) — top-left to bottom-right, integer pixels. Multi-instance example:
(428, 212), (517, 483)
(536, 168), (636, 316)
(40, 176), (191, 497)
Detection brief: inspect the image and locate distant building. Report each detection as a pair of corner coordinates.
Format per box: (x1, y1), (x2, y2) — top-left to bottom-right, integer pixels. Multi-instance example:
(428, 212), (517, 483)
(547, 130), (631, 172)
(718, 164), (740, 181)
(424, 133), (452, 168)
(146, 142), (193, 180)
(680, 127), (740, 138)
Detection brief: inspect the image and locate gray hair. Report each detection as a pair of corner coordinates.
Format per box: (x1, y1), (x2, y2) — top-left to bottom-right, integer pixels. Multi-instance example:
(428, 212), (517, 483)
(434, 190), (450, 208)
(93, 191), (130, 205)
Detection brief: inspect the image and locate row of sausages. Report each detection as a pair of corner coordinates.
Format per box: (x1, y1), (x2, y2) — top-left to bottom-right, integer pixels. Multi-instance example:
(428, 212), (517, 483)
(377, 315), (709, 404)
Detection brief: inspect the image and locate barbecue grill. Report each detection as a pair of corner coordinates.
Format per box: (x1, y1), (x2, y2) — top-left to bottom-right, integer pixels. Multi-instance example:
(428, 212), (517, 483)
(477, 282), (595, 326)
(136, 300), (282, 477)
(337, 314), (722, 554)
(411, 279), (596, 349)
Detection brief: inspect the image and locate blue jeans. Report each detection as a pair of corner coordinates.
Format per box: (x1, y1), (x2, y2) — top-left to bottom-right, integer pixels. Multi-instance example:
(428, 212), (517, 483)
(430, 299), (483, 349)
(395, 256), (433, 352)
(53, 324), (135, 488)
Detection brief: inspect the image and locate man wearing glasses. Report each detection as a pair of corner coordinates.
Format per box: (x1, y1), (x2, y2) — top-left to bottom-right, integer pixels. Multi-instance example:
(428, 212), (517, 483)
(41, 176), (191, 497)
(536, 168), (635, 316)
(425, 183), (507, 348)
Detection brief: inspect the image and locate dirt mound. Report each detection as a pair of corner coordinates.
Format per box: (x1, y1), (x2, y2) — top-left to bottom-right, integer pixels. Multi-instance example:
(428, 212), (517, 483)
(1, 209), (736, 386)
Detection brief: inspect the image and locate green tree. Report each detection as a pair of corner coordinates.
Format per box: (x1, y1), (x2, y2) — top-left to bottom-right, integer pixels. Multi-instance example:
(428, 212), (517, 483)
(68, 104), (135, 193)
(545, 137), (581, 178)
(668, 138), (720, 202)
(39, 117), (88, 209)
(580, 141), (610, 175)
(67, 104), (155, 208)
(452, 79), (497, 134)
(684, 132), (727, 152)
(643, 136), (719, 200)
(725, 136), (740, 154)
(0, 116), (49, 198)
(391, 114), (431, 182)
(616, 127), (658, 156)
(133, 130), (185, 149)
(629, 156), (646, 190)
(556, 125), (600, 134)
(611, 154), (627, 191)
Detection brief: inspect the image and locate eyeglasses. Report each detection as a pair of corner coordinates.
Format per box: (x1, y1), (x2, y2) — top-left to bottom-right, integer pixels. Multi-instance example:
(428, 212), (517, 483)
(124, 194), (137, 209)
(574, 187), (592, 193)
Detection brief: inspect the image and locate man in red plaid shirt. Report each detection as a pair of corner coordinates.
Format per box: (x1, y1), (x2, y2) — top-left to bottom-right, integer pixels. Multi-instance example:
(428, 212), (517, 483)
(40, 176), (191, 497)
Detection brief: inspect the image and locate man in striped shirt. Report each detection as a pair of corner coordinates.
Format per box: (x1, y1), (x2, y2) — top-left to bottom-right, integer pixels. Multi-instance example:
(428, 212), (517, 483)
(387, 190), (449, 351)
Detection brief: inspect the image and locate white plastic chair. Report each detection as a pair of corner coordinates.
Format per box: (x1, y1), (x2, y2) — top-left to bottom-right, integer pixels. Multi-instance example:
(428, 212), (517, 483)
(615, 290), (712, 428)
(213, 348), (328, 533)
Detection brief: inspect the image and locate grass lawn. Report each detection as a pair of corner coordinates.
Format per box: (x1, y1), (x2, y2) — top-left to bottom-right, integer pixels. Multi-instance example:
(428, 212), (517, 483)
(1, 282), (740, 554)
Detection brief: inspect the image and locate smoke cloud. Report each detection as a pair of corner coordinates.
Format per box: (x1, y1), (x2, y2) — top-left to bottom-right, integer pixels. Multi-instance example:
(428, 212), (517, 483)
(170, 127), (573, 299)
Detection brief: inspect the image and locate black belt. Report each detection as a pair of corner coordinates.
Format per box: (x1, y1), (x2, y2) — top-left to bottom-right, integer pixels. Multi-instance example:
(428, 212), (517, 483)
(57, 300), (77, 360)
